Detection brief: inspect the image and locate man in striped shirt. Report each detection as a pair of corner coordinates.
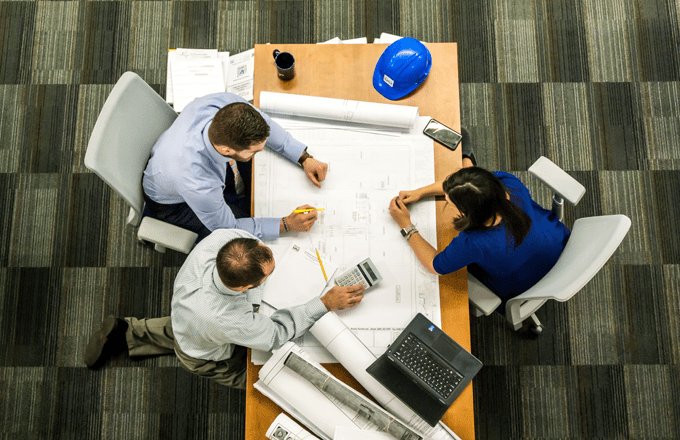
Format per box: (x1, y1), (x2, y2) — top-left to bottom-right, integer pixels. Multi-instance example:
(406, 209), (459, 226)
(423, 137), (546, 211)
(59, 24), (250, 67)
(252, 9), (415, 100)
(84, 229), (365, 389)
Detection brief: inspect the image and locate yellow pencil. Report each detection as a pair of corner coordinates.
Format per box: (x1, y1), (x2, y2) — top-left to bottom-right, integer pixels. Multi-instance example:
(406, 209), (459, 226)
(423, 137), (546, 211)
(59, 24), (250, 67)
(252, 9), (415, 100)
(293, 208), (325, 214)
(315, 249), (328, 282)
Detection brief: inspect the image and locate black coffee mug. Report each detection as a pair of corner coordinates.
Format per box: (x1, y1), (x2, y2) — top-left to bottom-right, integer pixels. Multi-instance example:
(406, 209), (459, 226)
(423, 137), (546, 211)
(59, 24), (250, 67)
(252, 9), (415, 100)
(273, 49), (295, 81)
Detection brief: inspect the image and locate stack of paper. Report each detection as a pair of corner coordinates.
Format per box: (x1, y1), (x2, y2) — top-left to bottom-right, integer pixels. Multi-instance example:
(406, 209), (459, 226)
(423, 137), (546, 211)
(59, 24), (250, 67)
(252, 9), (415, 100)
(166, 48), (255, 112)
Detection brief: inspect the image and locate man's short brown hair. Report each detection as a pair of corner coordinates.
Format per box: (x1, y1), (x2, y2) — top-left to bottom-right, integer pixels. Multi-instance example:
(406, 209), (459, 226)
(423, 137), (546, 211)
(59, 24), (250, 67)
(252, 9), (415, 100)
(208, 102), (271, 151)
(216, 238), (274, 289)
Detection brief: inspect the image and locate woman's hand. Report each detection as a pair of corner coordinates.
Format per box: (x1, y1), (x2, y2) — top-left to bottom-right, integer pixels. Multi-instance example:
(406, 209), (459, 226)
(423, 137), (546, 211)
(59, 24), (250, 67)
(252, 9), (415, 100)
(389, 197), (412, 229)
(398, 189), (422, 205)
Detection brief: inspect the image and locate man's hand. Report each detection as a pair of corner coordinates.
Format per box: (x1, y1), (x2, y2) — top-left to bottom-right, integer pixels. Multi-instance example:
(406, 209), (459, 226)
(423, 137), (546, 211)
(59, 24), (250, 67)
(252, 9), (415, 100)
(389, 196), (412, 229)
(281, 204), (319, 233)
(302, 158), (329, 188)
(320, 285), (365, 311)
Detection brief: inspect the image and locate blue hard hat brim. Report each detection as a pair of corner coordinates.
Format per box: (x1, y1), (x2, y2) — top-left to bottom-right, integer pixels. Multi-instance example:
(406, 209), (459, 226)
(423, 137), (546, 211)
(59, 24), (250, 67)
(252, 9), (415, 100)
(373, 68), (429, 100)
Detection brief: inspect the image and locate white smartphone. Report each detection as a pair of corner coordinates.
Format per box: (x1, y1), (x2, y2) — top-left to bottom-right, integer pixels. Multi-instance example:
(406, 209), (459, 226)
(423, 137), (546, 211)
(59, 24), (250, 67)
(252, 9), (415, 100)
(423, 118), (462, 151)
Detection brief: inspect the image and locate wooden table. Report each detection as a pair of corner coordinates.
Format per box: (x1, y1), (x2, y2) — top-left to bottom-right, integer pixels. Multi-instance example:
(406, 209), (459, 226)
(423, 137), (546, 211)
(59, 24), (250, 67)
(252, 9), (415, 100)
(247, 43), (474, 440)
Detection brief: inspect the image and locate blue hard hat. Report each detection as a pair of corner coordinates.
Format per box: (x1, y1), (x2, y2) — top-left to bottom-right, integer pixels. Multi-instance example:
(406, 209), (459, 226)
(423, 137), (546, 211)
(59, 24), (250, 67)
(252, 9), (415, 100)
(373, 37), (432, 100)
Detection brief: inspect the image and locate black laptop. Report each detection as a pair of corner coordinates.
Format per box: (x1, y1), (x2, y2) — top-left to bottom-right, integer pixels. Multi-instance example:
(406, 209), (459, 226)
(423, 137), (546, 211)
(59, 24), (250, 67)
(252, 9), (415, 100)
(366, 313), (483, 426)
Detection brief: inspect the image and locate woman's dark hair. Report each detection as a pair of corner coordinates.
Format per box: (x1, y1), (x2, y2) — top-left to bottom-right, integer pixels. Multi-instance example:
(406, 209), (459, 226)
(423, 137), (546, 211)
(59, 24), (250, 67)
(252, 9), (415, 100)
(442, 167), (532, 249)
(216, 238), (274, 288)
(208, 102), (271, 150)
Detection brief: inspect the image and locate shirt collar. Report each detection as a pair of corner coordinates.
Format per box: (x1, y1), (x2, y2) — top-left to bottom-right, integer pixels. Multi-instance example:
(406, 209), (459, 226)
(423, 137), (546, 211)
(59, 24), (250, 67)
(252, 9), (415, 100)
(202, 120), (231, 164)
(212, 267), (243, 296)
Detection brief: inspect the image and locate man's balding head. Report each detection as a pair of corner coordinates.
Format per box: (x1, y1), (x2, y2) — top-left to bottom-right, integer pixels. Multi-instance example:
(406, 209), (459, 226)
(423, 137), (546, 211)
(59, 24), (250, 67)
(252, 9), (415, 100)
(216, 238), (274, 290)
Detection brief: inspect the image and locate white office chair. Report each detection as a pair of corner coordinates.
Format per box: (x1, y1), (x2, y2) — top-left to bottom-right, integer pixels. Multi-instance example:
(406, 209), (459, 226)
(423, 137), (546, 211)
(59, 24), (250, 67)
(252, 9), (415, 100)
(467, 156), (631, 334)
(85, 72), (198, 254)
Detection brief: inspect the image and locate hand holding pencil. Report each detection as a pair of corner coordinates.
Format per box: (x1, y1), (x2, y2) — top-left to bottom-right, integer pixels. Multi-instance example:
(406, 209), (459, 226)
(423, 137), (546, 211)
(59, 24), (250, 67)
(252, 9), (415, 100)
(280, 204), (320, 233)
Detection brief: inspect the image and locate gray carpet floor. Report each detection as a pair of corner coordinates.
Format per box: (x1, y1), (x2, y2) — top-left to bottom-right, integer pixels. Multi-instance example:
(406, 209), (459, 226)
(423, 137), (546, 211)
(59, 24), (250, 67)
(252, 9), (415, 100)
(1, 0), (679, 439)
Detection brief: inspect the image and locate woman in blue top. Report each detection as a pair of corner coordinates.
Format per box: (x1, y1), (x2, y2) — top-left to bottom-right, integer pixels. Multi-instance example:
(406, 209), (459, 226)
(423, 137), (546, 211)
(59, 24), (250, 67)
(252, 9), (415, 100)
(389, 166), (570, 313)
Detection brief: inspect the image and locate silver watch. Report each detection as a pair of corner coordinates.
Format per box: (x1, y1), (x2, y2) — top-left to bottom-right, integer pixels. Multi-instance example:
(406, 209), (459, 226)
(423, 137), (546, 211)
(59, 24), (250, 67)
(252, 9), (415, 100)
(400, 224), (418, 240)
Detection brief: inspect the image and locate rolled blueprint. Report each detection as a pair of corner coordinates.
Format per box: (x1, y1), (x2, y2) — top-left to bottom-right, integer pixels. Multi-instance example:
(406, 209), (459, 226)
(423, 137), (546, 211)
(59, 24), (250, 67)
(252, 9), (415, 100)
(259, 92), (420, 129)
(309, 312), (461, 440)
(284, 353), (422, 440)
(266, 413), (320, 440)
(259, 342), (421, 440)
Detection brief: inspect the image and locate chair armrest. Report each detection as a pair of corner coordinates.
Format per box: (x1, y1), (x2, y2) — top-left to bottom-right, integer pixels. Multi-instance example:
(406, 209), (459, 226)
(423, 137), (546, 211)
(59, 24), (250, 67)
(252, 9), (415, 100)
(137, 217), (198, 254)
(528, 156), (585, 205)
(467, 273), (502, 316)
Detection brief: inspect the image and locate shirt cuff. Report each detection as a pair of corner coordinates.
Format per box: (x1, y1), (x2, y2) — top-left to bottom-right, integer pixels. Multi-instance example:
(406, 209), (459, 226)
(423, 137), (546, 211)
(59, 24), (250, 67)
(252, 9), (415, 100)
(305, 297), (329, 320)
(283, 141), (308, 164)
(261, 217), (282, 239)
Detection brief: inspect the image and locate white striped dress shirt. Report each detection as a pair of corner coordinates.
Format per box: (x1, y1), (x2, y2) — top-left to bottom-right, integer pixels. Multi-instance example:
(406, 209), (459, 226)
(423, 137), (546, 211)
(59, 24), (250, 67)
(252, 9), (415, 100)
(171, 229), (328, 361)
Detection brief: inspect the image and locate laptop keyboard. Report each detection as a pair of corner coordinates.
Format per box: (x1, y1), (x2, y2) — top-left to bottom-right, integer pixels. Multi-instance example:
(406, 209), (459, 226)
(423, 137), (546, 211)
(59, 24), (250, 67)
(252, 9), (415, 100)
(392, 333), (464, 399)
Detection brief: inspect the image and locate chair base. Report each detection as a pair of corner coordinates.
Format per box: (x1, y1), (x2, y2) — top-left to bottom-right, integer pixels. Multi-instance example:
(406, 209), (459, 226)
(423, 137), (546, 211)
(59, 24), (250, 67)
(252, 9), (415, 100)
(529, 314), (543, 335)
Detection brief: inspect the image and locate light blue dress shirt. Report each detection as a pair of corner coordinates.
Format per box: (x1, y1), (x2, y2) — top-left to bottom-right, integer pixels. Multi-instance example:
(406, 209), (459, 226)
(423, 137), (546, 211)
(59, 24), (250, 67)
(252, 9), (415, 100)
(143, 93), (307, 239)
(171, 229), (329, 361)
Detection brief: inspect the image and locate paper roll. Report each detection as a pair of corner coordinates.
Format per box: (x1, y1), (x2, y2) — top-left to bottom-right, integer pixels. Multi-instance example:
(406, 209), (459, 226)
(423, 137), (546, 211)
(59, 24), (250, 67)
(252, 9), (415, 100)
(259, 92), (419, 129)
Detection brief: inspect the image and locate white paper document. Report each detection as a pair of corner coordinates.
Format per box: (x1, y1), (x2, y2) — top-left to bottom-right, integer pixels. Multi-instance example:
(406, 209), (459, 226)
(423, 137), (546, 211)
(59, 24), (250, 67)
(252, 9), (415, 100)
(334, 427), (394, 440)
(226, 48), (255, 101)
(171, 57), (225, 112)
(259, 92), (420, 129)
(166, 48), (221, 104)
(266, 413), (320, 440)
(255, 381), (331, 440)
(261, 241), (337, 310)
(318, 37), (342, 44)
(254, 113), (441, 364)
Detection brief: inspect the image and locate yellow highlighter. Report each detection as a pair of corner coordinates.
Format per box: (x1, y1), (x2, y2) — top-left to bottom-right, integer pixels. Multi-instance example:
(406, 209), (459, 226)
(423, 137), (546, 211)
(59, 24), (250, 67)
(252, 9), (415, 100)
(315, 249), (328, 282)
(293, 208), (325, 214)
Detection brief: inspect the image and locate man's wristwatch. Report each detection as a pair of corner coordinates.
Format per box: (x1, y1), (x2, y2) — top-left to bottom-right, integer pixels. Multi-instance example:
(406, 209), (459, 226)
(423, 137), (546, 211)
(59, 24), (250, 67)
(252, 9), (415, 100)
(400, 224), (418, 240)
(298, 150), (313, 167)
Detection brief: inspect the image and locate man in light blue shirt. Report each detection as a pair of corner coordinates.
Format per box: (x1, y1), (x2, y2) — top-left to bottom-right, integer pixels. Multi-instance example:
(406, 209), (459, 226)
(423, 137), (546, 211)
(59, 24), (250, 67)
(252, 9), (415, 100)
(84, 229), (365, 389)
(143, 92), (329, 241)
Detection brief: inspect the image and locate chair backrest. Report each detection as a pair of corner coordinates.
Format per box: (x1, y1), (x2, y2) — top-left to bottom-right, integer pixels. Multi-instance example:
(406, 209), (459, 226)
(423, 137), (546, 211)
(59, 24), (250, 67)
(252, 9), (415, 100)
(506, 215), (631, 325)
(84, 72), (177, 222)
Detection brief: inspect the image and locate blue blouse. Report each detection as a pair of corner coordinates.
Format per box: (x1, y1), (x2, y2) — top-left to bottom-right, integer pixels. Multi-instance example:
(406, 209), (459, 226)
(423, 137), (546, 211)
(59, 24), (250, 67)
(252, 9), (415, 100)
(432, 172), (570, 304)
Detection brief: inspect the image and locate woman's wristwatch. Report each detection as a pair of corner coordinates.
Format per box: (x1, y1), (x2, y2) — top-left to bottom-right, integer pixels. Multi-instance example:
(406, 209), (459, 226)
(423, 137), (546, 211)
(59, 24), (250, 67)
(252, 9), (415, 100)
(400, 224), (418, 240)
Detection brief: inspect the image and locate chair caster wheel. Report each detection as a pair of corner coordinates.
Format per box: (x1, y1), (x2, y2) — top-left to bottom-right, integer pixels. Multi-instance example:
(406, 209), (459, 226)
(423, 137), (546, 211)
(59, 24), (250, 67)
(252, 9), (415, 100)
(532, 325), (543, 335)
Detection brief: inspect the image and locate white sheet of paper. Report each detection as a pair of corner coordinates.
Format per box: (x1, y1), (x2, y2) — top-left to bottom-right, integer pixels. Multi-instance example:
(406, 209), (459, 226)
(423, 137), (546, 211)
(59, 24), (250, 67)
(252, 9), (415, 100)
(378, 32), (404, 44)
(166, 48), (219, 104)
(218, 51), (230, 89)
(266, 413), (321, 440)
(255, 381), (331, 440)
(341, 37), (368, 44)
(262, 242), (337, 310)
(334, 427), (394, 440)
(226, 48), (255, 101)
(318, 37), (342, 44)
(171, 57), (225, 112)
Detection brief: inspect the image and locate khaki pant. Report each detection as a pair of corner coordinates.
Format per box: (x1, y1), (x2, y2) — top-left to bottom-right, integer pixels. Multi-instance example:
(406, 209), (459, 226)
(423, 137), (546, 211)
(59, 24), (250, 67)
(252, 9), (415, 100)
(124, 317), (247, 389)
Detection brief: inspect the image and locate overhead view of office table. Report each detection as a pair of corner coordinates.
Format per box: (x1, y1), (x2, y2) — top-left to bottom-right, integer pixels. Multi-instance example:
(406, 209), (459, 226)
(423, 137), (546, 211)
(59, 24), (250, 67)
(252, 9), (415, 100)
(246, 42), (474, 440)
